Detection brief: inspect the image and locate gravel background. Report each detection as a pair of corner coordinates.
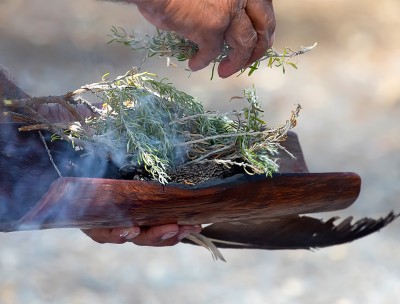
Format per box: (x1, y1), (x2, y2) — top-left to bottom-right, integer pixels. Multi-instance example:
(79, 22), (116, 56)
(1, 0), (399, 303)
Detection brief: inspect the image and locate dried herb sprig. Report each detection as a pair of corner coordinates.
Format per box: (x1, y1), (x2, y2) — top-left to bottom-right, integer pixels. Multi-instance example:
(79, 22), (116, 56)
(4, 69), (299, 184)
(108, 26), (316, 77)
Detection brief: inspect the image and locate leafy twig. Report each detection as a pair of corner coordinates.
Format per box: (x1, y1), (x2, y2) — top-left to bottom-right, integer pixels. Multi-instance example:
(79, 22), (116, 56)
(108, 27), (316, 77)
(4, 70), (300, 184)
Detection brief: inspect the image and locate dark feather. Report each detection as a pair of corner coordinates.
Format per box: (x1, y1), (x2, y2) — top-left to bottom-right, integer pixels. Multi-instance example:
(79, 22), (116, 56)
(183, 212), (398, 250)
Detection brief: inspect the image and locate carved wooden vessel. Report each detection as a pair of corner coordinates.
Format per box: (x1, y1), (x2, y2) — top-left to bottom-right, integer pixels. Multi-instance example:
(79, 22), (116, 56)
(1, 68), (396, 250)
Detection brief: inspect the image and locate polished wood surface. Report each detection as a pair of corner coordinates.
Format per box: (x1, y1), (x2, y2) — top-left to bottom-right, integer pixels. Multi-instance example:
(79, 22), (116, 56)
(11, 172), (360, 231)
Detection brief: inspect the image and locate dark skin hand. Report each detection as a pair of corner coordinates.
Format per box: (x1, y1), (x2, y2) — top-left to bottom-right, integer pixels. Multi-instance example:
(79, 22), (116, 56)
(125, 0), (276, 78)
(37, 103), (202, 246)
(82, 224), (202, 246)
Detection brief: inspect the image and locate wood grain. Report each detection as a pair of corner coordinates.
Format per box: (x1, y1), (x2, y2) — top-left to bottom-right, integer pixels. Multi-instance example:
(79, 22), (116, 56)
(0, 171), (360, 231)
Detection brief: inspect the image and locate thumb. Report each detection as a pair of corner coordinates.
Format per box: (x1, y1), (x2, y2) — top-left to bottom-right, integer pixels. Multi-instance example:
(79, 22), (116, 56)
(188, 36), (224, 72)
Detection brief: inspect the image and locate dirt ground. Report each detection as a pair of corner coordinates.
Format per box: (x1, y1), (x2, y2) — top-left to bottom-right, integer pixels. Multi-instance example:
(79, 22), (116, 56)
(0, 0), (399, 303)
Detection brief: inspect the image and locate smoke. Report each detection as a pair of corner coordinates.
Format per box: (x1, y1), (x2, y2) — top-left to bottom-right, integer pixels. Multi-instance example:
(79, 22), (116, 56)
(0, 121), (121, 232)
(0, 124), (59, 229)
(8, 119), (172, 231)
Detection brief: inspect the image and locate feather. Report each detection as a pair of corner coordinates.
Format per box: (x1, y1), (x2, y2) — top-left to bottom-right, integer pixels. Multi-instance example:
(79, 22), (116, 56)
(182, 212), (398, 250)
(185, 233), (226, 262)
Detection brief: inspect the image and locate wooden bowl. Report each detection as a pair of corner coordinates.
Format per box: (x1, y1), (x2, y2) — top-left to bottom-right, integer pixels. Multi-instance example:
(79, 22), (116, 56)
(0, 122), (360, 232)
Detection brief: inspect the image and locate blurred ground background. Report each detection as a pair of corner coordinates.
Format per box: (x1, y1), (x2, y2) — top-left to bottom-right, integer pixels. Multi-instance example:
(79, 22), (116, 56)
(0, 0), (399, 303)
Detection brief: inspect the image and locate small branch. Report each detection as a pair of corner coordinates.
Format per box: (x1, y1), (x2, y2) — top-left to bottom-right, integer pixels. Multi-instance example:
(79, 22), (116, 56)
(185, 144), (234, 165)
(109, 27), (316, 65)
(169, 110), (243, 126)
(175, 128), (287, 147)
(38, 131), (62, 178)
(18, 123), (72, 132)
(4, 95), (97, 134)
(209, 158), (259, 173)
(260, 43), (318, 61)
(71, 96), (103, 116)
(2, 111), (37, 124)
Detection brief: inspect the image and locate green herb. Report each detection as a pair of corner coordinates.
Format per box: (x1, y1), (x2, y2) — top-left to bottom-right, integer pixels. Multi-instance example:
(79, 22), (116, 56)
(5, 70), (299, 184)
(73, 71), (300, 183)
(108, 26), (316, 77)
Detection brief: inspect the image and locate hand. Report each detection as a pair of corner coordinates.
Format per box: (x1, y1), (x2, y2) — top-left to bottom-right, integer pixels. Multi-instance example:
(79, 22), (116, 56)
(38, 104), (203, 247)
(131, 0), (276, 78)
(82, 224), (202, 246)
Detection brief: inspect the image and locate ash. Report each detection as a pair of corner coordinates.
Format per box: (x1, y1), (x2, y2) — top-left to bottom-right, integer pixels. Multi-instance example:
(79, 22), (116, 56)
(91, 160), (242, 184)
(168, 162), (240, 184)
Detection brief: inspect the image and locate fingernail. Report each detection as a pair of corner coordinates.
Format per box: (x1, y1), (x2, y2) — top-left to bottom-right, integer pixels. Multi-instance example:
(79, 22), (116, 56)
(120, 231), (129, 238)
(125, 231), (140, 240)
(193, 225), (202, 233)
(161, 231), (178, 240)
(120, 228), (140, 240)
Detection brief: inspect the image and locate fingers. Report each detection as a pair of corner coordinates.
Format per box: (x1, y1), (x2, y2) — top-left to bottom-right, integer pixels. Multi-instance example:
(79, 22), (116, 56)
(218, 0), (276, 78)
(218, 9), (256, 78)
(130, 224), (179, 246)
(188, 37), (224, 72)
(134, 0), (276, 77)
(244, 0), (276, 66)
(131, 224), (202, 247)
(82, 227), (140, 244)
(82, 224), (202, 247)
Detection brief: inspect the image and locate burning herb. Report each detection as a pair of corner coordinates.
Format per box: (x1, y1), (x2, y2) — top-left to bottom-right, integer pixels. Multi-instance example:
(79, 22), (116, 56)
(4, 70), (300, 184)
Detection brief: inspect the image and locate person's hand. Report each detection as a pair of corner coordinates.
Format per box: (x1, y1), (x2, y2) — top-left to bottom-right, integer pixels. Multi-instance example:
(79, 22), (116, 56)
(38, 104), (203, 247)
(82, 224), (202, 246)
(130, 0), (275, 78)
